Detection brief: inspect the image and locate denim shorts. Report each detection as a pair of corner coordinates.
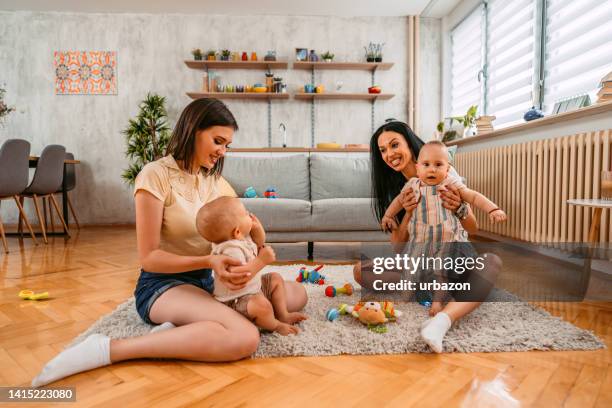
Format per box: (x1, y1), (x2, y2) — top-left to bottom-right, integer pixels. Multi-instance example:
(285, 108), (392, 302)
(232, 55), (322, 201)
(134, 268), (214, 324)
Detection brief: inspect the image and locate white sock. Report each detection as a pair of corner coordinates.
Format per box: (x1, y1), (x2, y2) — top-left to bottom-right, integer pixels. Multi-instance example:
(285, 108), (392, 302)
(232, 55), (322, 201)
(31, 334), (111, 388)
(150, 322), (175, 333)
(420, 312), (452, 353)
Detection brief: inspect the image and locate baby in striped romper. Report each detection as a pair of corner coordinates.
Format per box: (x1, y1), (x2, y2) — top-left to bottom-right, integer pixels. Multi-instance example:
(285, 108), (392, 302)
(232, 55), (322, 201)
(381, 140), (507, 313)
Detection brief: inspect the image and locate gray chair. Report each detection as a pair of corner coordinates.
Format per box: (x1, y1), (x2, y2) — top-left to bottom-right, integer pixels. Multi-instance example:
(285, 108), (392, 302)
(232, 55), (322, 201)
(45, 152), (79, 232)
(19, 144), (70, 244)
(0, 139), (38, 252)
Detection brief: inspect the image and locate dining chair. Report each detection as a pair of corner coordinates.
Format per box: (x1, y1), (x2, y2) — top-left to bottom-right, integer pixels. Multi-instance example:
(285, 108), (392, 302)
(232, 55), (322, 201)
(45, 152), (79, 232)
(0, 139), (38, 252)
(19, 144), (70, 244)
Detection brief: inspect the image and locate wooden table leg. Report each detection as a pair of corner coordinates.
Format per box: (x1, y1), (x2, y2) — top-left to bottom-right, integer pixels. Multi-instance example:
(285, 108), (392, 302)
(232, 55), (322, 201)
(588, 208), (602, 243)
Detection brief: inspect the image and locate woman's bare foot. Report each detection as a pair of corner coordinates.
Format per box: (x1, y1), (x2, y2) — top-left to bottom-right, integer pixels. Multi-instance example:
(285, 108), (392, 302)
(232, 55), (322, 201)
(275, 322), (299, 335)
(429, 301), (443, 317)
(279, 311), (308, 324)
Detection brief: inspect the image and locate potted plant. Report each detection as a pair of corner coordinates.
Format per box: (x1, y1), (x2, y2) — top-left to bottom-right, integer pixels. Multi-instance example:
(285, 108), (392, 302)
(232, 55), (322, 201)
(321, 51), (334, 63)
(207, 50), (217, 61)
(374, 43), (384, 62)
(0, 86), (15, 126)
(437, 105), (479, 142)
(191, 48), (203, 60)
(365, 42), (384, 62)
(122, 93), (171, 185)
(220, 49), (231, 61)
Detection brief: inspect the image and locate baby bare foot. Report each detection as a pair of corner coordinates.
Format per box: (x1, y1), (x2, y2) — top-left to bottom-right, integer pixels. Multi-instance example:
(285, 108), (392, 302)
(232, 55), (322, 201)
(275, 322), (300, 335)
(279, 312), (308, 324)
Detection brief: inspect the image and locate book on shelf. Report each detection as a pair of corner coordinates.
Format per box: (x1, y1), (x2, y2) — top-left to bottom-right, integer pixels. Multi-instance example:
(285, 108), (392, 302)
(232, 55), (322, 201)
(597, 71), (612, 103)
(475, 115), (495, 133)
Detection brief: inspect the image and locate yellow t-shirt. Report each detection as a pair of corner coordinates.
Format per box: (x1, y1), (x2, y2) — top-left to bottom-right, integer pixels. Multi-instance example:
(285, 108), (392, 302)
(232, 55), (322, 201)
(133, 155), (237, 257)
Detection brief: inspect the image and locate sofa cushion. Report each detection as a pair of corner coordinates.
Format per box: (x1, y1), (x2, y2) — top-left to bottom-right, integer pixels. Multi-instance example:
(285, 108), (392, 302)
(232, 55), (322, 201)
(310, 154), (371, 200)
(223, 155), (310, 201)
(241, 198), (311, 232)
(311, 198), (380, 231)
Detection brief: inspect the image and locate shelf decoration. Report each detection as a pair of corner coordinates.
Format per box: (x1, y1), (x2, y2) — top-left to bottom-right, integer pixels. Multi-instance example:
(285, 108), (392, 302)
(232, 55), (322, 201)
(54, 51), (117, 95)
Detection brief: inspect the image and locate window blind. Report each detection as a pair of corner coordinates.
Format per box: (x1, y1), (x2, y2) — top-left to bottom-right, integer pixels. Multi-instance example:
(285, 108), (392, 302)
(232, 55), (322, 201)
(450, 5), (484, 117)
(486, 0), (536, 127)
(543, 0), (612, 112)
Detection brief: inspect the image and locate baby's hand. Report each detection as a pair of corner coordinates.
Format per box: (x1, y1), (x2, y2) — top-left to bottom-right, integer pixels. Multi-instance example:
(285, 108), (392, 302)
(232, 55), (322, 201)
(489, 209), (507, 223)
(381, 215), (398, 232)
(258, 245), (276, 265)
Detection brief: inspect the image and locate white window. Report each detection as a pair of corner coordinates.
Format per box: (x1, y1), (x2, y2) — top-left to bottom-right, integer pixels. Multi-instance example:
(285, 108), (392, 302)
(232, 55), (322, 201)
(543, 0), (612, 112)
(450, 5), (484, 117)
(486, 0), (537, 126)
(448, 0), (612, 131)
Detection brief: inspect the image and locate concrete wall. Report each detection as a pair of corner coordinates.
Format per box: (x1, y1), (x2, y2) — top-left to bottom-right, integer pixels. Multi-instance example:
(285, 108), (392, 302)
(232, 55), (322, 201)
(0, 11), (441, 224)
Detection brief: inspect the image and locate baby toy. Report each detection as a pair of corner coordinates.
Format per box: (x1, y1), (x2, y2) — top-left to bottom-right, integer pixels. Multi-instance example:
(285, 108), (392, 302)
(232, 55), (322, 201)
(296, 265), (325, 284)
(325, 283), (354, 297)
(416, 290), (432, 308)
(18, 289), (49, 300)
(326, 301), (402, 333)
(326, 303), (349, 321)
(264, 187), (278, 199)
(243, 186), (258, 198)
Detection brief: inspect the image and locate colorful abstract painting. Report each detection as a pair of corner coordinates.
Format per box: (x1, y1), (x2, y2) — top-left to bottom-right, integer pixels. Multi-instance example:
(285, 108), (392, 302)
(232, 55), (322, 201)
(54, 51), (117, 95)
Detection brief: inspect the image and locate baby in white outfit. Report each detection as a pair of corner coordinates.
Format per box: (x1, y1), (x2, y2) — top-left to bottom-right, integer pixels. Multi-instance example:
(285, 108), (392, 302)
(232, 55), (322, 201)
(196, 196), (307, 335)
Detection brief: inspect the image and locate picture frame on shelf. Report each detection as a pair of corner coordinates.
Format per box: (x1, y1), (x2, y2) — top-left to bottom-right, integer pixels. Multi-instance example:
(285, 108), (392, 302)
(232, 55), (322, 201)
(295, 48), (308, 62)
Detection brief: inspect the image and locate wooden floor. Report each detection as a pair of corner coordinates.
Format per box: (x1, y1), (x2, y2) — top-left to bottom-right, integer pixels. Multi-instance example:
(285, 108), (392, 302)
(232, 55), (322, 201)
(0, 226), (610, 407)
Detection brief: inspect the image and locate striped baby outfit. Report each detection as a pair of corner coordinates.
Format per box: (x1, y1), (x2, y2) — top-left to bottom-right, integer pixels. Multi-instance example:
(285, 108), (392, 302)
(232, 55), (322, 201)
(404, 174), (468, 243)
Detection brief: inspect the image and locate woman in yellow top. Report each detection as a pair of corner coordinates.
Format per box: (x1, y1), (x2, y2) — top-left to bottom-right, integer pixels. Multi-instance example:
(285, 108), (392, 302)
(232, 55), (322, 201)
(32, 99), (308, 387)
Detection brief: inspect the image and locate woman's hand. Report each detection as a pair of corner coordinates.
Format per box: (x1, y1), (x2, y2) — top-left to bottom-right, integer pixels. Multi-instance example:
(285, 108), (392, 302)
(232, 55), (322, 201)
(209, 255), (251, 290)
(439, 184), (462, 212)
(400, 187), (419, 212)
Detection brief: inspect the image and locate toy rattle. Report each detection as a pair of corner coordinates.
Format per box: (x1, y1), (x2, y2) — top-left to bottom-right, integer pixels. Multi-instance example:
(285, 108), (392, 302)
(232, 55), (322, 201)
(325, 283), (353, 297)
(264, 187), (278, 199)
(18, 289), (49, 300)
(296, 265), (325, 284)
(326, 304), (349, 321)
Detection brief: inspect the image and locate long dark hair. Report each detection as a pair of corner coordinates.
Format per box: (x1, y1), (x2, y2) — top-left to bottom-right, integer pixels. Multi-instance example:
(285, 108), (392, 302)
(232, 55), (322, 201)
(166, 98), (238, 177)
(370, 120), (425, 223)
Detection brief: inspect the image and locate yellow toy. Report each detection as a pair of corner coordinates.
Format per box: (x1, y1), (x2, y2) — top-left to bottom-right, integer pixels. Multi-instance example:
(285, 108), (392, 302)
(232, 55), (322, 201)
(18, 290), (49, 300)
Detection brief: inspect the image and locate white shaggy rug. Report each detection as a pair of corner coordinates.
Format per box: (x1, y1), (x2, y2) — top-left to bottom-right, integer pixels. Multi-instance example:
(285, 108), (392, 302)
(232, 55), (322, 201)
(71, 264), (604, 356)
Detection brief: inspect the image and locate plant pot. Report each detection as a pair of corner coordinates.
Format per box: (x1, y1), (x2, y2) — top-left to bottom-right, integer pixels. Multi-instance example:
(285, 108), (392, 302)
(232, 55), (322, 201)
(194, 55), (202, 61)
(375, 57), (382, 62)
(207, 55), (216, 61)
(463, 124), (477, 137)
(324, 58), (333, 63)
(366, 57), (375, 62)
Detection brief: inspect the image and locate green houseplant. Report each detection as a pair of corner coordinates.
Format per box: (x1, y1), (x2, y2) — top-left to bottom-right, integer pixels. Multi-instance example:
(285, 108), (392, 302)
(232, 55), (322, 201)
(191, 48), (203, 60)
(122, 93), (171, 185)
(437, 105), (479, 142)
(321, 51), (335, 62)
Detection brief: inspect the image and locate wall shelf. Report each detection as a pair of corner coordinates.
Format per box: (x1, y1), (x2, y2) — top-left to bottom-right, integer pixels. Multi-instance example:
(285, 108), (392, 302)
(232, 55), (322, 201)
(293, 61), (393, 71)
(186, 92), (289, 100)
(294, 93), (394, 101)
(184, 60), (289, 70)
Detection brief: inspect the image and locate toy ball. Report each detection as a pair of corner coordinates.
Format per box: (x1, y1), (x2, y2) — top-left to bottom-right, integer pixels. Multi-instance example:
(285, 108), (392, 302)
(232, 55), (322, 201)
(243, 186), (258, 198)
(326, 308), (340, 321)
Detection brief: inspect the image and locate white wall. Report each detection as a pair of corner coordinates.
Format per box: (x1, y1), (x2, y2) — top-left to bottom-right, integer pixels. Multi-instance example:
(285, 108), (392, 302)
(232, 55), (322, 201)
(0, 11), (442, 224)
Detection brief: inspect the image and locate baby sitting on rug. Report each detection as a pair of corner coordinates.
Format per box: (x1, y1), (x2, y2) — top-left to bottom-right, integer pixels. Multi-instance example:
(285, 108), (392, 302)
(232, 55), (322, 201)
(196, 196), (307, 335)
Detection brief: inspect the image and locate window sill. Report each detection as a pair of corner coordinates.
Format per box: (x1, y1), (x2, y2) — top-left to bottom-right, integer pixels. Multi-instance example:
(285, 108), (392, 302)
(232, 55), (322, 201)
(446, 100), (612, 147)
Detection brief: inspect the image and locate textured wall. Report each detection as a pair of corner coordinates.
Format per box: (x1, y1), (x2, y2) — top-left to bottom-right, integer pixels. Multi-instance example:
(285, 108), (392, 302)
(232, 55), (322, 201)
(0, 11), (439, 224)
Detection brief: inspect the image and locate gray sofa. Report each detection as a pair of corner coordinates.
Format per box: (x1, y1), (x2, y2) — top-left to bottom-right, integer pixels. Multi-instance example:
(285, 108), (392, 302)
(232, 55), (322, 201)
(222, 153), (387, 258)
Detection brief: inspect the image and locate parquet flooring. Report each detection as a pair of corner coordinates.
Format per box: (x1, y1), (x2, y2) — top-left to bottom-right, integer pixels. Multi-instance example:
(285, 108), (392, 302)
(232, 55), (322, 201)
(0, 226), (610, 407)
